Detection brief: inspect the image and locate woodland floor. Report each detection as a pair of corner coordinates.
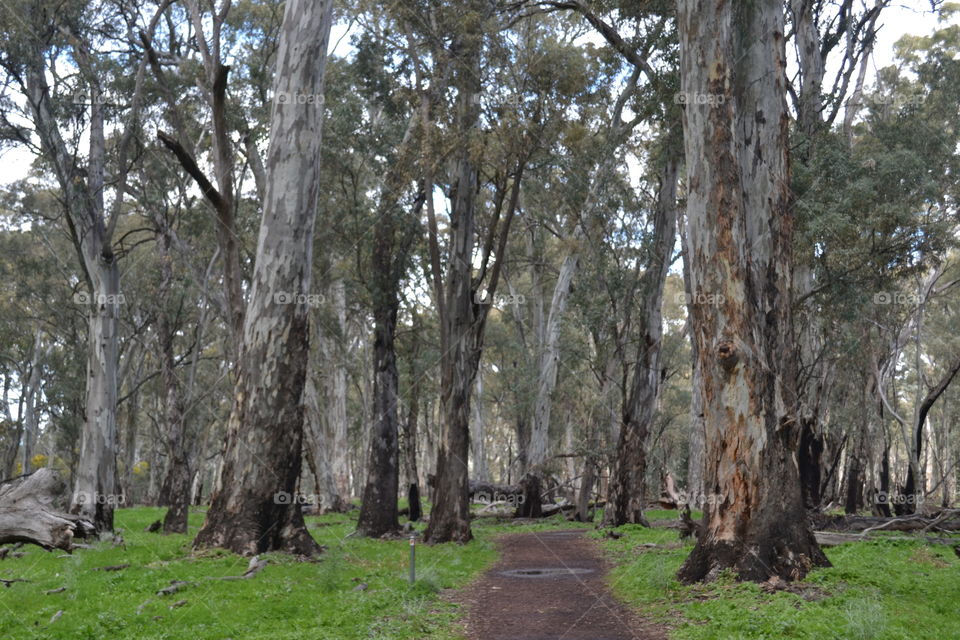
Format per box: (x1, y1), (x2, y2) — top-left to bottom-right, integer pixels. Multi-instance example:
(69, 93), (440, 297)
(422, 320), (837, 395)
(454, 529), (667, 640)
(1, 506), (958, 638)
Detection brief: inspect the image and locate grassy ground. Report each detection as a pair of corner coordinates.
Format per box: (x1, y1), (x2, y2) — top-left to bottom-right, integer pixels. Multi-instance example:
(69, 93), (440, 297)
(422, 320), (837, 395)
(5, 505), (955, 639)
(599, 510), (960, 640)
(0, 505), (583, 640)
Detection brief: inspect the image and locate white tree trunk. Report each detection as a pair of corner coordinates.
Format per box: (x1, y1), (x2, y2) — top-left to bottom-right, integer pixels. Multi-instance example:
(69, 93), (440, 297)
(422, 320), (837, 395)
(471, 367), (490, 482)
(194, 0), (334, 555)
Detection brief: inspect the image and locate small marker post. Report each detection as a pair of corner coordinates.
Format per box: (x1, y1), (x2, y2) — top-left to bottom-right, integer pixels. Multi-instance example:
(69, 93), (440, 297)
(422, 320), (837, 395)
(409, 534), (416, 585)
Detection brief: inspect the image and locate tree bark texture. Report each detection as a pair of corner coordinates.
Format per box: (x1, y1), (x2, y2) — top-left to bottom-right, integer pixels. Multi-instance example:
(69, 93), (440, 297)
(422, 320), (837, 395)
(675, 0), (829, 582)
(193, 0), (334, 555)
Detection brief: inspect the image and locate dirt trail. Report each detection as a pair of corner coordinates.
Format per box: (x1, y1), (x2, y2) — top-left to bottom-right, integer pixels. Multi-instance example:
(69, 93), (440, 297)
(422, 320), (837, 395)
(454, 529), (667, 640)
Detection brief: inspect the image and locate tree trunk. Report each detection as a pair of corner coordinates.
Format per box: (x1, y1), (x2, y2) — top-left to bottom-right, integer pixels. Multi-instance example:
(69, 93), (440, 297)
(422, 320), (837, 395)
(1, 373), (22, 479)
(471, 369), (490, 482)
(328, 280), (352, 499)
(675, 0), (828, 582)
(72, 259), (121, 533)
(604, 156), (678, 527)
(402, 320), (422, 521)
(26, 62), (121, 535)
(798, 419), (824, 510)
(529, 235), (581, 472)
(355, 105), (425, 536)
(155, 229), (192, 534)
(193, 0), (334, 555)
(574, 456), (596, 522)
(423, 3), (486, 545)
(355, 284), (401, 536)
(303, 348), (344, 514)
(20, 329), (44, 475)
(903, 355), (960, 513)
(120, 355), (144, 505)
(681, 215), (705, 505)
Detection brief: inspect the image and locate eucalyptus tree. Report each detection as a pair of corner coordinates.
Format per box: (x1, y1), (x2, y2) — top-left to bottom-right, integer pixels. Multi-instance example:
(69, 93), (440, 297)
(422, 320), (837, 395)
(0, 0), (175, 532)
(423, 0), (544, 543)
(148, 1), (285, 357)
(792, 16), (960, 513)
(787, 0), (889, 510)
(351, 5), (431, 537)
(193, 0), (334, 555)
(675, 0), (829, 582)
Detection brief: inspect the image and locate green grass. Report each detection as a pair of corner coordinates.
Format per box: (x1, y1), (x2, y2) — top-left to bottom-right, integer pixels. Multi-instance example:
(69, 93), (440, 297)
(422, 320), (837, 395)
(9, 504), (951, 639)
(599, 510), (960, 640)
(0, 505), (585, 639)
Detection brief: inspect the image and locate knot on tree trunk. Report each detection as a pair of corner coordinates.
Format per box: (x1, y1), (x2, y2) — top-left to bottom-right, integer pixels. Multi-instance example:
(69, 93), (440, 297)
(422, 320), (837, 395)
(716, 340), (739, 373)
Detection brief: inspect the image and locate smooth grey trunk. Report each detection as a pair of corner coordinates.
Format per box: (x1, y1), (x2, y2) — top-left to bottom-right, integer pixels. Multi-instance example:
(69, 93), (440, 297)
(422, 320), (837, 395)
(328, 279), (351, 499)
(528, 233), (581, 471)
(193, 0), (334, 555)
(471, 368), (490, 482)
(303, 347), (342, 513)
(74, 260), (121, 531)
(680, 215), (705, 503)
(527, 74), (642, 475)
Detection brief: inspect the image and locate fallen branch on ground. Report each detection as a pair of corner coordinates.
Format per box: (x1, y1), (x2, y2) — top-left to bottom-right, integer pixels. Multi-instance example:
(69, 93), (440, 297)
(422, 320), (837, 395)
(0, 577), (30, 587)
(815, 531), (960, 546)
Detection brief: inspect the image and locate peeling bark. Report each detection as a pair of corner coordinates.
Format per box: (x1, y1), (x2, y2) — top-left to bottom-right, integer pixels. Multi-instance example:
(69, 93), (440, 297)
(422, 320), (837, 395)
(676, 0), (829, 582)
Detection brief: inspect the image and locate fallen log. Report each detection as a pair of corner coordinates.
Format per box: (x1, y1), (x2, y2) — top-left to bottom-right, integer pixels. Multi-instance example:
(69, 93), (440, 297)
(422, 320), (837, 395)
(815, 531), (960, 547)
(427, 475), (524, 504)
(812, 512), (960, 534)
(0, 469), (96, 551)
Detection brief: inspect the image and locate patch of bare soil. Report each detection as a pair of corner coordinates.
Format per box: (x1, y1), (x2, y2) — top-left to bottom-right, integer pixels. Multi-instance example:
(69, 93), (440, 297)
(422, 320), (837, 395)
(452, 529), (668, 640)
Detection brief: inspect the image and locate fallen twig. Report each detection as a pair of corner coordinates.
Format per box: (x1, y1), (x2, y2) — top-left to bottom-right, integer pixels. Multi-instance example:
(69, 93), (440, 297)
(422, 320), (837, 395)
(0, 577), (30, 587)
